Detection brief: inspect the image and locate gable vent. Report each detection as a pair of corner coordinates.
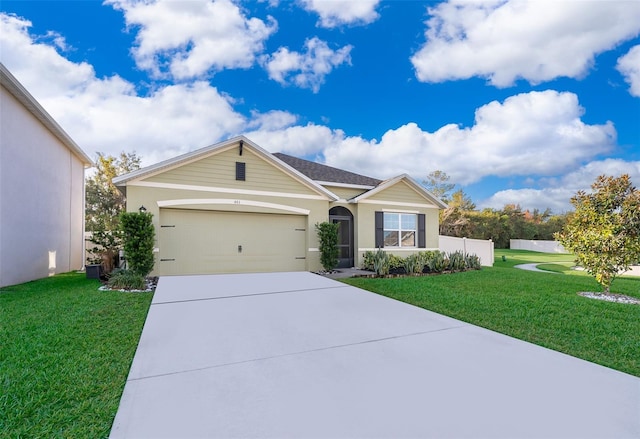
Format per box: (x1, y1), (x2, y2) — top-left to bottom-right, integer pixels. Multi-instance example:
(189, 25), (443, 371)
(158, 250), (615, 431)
(236, 162), (246, 181)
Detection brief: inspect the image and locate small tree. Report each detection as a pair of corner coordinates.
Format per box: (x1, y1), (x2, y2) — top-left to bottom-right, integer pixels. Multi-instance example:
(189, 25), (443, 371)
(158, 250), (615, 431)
(86, 151), (142, 273)
(315, 222), (339, 271)
(556, 174), (640, 293)
(423, 170), (455, 203)
(120, 212), (155, 277)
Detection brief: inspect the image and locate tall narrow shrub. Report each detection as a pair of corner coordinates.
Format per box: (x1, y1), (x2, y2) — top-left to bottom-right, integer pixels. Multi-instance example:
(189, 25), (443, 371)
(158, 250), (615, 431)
(315, 222), (339, 271)
(120, 212), (155, 276)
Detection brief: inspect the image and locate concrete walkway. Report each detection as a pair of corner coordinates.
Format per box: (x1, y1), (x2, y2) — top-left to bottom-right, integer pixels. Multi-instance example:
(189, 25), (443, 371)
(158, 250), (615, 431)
(110, 272), (640, 438)
(514, 263), (559, 273)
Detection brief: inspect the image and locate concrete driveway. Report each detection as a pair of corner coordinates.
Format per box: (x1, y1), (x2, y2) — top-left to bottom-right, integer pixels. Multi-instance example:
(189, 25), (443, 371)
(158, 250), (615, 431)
(110, 272), (640, 438)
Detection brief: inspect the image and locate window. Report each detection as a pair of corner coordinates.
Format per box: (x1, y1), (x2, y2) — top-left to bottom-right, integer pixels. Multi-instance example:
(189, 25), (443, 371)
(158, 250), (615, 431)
(383, 212), (416, 247)
(375, 211), (426, 248)
(236, 162), (246, 181)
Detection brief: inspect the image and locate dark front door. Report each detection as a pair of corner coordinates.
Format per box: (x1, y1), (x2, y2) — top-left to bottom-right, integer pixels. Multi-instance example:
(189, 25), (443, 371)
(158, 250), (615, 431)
(329, 207), (354, 268)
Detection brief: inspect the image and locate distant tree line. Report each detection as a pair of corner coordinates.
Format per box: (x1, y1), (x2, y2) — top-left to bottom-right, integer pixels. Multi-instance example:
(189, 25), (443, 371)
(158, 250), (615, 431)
(424, 171), (569, 248)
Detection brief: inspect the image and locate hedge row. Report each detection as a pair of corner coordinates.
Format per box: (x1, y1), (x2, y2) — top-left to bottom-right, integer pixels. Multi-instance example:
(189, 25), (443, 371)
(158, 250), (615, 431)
(362, 249), (481, 276)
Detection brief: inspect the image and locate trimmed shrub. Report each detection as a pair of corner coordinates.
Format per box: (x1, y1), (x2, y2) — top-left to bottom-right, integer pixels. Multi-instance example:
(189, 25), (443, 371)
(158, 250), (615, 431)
(107, 269), (147, 290)
(388, 254), (406, 274)
(448, 251), (467, 272)
(315, 222), (340, 271)
(120, 212), (155, 277)
(403, 254), (423, 275)
(373, 248), (390, 276)
(425, 251), (447, 273)
(362, 251), (376, 271)
(364, 249), (482, 276)
(465, 254), (482, 270)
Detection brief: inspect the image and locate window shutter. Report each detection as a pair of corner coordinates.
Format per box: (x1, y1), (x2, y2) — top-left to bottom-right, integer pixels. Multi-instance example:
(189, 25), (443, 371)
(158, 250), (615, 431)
(375, 211), (384, 248)
(418, 213), (426, 248)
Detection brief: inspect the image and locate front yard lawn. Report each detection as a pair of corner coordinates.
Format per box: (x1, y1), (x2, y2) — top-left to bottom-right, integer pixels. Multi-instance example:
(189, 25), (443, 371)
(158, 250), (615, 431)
(344, 250), (640, 377)
(0, 272), (152, 438)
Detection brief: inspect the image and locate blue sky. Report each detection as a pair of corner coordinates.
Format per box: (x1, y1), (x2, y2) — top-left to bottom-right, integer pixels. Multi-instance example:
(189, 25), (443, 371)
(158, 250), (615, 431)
(1, 0), (639, 212)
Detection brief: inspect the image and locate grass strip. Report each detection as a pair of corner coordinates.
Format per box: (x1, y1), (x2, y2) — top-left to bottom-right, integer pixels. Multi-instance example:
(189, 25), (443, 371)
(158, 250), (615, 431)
(0, 272), (152, 438)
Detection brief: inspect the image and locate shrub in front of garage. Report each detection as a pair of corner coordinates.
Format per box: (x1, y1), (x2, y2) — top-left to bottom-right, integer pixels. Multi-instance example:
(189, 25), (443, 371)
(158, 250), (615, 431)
(107, 212), (156, 290)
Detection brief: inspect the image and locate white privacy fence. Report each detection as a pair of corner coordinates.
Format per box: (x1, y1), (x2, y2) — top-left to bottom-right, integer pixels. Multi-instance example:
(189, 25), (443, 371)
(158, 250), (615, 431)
(439, 236), (494, 267)
(510, 239), (569, 253)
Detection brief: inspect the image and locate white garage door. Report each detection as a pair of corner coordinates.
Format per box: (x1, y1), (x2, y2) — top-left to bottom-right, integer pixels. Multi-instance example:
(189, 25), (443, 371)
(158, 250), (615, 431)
(158, 209), (307, 275)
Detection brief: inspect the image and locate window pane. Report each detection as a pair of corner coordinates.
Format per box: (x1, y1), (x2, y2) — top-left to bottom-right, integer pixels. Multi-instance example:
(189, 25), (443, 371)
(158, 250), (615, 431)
(383, 231), (399, 247)
(383, 213), (399, 229)
(401, 231), (415, 247)
(401, 214), (416, 230)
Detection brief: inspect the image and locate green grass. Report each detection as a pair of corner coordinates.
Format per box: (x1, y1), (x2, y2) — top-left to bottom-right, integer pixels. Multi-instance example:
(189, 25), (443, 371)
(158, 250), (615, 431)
(494, 248), (576, 268)
(0, 272), (152, 438)
(344, 249), (640, 376)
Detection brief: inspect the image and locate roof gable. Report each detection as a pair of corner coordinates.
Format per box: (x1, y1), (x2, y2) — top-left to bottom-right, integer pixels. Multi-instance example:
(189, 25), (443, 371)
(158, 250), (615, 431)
(352, 174), (448, 209)
(113, 136), (338, 200)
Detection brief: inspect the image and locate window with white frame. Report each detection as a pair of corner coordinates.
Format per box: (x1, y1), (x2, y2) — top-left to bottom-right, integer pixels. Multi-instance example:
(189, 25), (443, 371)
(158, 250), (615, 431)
(383, 212), (417, 247)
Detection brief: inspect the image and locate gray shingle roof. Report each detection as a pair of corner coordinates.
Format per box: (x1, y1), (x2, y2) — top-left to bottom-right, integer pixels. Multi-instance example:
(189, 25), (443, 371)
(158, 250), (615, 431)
(274, 153), (382, 187)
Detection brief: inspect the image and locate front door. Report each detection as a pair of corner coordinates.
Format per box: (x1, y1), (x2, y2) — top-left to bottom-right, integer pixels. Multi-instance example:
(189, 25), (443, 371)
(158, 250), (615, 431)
(329, 207), (354, 268)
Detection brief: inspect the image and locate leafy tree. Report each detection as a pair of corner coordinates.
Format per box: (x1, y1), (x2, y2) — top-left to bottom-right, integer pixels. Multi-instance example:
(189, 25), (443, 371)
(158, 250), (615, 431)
(120, 212), (155, 277)
(555, 174), (640, 293)
(315, 222), (340, 271)
(535, 213), (569, 240)
(449, 189), (476, 211)
(439, 190), (475, 236)
(85, 152), (141, 272)
(423, 170), (455, 203)
(86, 152), (141, 232)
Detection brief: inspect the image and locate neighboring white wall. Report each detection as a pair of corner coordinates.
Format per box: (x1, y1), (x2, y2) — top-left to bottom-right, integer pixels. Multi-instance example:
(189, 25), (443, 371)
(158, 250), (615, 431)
(510, 239), (569, 253)
(439, 235), (494, 267)
(0, 84), (87, 287)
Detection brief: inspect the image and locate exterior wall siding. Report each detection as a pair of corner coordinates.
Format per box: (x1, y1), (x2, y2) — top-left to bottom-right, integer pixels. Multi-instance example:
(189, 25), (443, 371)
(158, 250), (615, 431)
(367, 181), (432, 205)
(353, 187), (440, 268)
(0, 86), (86, 287)
(146, 147), (318, 196)
(324, 185), (368, 201)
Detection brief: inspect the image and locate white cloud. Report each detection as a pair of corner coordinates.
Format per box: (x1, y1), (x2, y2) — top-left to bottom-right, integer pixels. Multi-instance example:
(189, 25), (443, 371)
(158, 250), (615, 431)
(617, 44), (640, 97)
(300, 0), (380, 28)
(0, 12), (246, 166)
(1, 11), (632, 216)
(247, 123), (347, 157)
(481, 159), (640, 212)
(313, 91), (615, 185)
(411, 0), (640, 87)
(247, 110), (298, 131)
(107, 0), (277, 79)
(262, 37), (352, 92)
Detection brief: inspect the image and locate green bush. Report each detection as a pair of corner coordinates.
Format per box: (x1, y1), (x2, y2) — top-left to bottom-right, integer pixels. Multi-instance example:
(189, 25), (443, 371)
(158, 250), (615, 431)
(373, 248), (390, 276)
(362, 251), (376, 271)
(465, 253), (482, 270)
(120, 212), (155, 277)
(315, 222), (340, 271)
(448, 251), (467, 272)
(364, 249), (481, 276)
(388, 254), (405, 272)
(425, 251), (447, 273)
(403, 254), (423, 275)
(107, 269), (147, 290)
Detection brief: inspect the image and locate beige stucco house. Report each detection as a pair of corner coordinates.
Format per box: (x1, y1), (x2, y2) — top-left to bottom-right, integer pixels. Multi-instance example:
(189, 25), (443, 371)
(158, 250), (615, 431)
(113, 136), (446, 275)
(0, 64), (93, 287)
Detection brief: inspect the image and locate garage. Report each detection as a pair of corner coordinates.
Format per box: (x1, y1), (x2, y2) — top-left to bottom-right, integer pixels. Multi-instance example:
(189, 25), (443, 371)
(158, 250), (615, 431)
(158, 208), (307, 275)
